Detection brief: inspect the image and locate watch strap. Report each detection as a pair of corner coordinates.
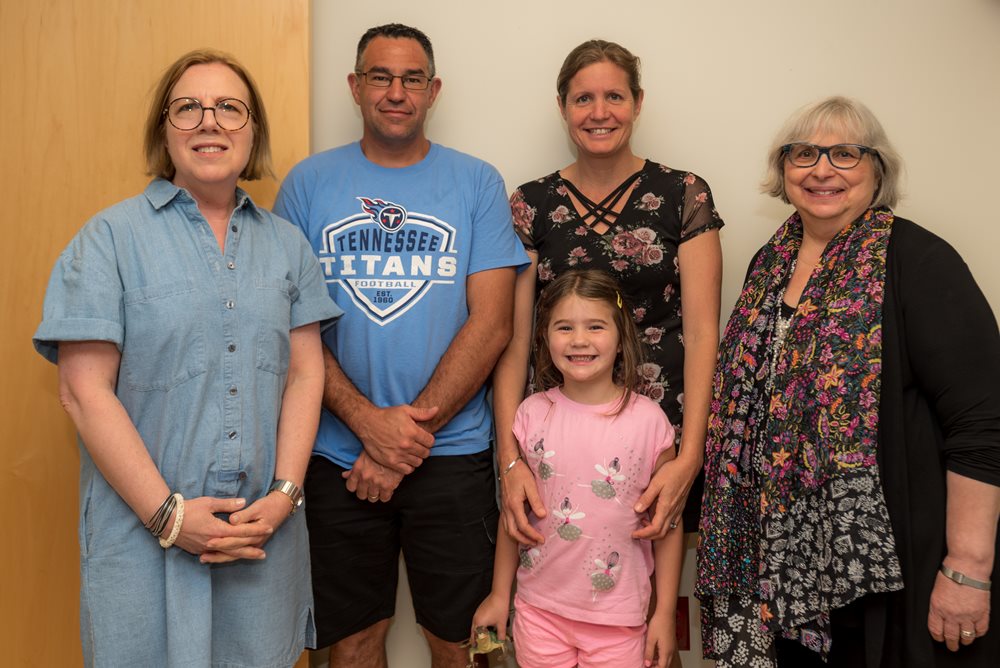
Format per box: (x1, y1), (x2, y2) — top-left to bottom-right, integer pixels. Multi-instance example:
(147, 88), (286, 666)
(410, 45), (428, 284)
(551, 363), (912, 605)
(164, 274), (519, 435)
(940, 565), (992, 591)
(268, 479), (304, 514)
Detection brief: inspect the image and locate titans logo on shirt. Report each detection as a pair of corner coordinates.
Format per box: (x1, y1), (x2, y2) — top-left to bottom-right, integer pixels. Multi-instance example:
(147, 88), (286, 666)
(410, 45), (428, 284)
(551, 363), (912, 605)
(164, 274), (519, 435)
(318, 197), (458, 325)
(360, 197), (407, 232)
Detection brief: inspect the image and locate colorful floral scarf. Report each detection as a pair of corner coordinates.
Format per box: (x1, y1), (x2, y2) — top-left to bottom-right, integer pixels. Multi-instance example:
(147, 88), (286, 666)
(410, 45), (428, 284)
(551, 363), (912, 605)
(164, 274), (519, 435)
(696, 207), (904, 665)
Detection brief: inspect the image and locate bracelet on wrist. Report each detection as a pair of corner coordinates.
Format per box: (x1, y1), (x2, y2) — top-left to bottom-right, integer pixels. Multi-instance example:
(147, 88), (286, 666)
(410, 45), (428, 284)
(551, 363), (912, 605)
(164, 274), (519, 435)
(502, 455), (523, 476)
(940, 565), (992, 591)
(144, 492), (178, 538)
(158, 493), (185, 549)
(268, 479), (304, 515)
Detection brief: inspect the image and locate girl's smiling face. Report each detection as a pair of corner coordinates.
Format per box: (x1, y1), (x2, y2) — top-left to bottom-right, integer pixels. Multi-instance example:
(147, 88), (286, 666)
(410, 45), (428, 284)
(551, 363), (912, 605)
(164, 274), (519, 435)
(546, 294), (621, 403)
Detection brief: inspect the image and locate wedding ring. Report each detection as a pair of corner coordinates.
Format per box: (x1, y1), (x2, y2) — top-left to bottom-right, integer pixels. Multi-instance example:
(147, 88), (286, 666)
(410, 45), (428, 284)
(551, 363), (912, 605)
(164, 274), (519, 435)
(961, 630), (974, 638)
(368, 495), (379, 501)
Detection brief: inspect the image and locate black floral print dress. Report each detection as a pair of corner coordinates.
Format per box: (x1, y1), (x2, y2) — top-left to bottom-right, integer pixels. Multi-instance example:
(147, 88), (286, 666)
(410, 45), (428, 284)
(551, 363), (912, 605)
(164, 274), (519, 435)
(511, 159), (724, 527)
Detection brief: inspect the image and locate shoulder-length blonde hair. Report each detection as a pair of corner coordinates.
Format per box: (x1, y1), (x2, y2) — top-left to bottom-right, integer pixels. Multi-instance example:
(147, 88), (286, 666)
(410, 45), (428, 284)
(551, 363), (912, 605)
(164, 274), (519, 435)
(762, 95), (903, 208)
(533, 269), (645, 415)
(142, 49), (273, 181)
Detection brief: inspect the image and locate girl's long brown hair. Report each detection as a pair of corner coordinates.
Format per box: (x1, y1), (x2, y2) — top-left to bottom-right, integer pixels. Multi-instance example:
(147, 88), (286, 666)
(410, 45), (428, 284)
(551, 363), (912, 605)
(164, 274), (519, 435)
(533, 269), (645, 415)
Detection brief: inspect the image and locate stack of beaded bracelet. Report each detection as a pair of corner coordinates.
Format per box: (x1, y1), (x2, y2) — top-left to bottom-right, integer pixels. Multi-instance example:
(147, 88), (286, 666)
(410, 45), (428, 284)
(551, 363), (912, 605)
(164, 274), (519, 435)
(144, 492), (178, 537)
(144, 492), (185, 548)
(158, 494), (185, 549)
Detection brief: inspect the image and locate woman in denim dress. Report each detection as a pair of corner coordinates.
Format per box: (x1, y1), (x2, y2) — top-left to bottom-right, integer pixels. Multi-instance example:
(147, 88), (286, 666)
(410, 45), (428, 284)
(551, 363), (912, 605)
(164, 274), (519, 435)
(33, 50), (340, 667)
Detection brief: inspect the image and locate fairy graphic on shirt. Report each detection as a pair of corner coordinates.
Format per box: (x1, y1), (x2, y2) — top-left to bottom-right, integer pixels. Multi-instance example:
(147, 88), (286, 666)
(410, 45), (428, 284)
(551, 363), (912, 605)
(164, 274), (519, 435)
(519, 546), (542, 570)
(590, 551), (621, 598)
(588, 456), (625, 499)
(528, 438), (556, 480)
(552, 496), (586, 541)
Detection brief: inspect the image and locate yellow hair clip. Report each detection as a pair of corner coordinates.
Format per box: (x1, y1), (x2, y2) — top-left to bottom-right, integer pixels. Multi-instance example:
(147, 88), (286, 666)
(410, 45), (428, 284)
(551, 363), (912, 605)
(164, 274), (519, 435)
(616, 291), (623, 309)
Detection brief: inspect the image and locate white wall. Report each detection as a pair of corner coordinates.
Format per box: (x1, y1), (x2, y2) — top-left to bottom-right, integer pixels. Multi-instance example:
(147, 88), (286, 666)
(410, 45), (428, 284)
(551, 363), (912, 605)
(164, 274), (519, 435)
(309, 1), (1000, 665)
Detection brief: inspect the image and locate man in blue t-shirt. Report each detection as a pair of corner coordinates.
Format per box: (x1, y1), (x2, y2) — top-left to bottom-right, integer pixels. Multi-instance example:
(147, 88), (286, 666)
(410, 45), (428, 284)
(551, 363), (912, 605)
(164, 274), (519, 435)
(274, 23), (528, 668)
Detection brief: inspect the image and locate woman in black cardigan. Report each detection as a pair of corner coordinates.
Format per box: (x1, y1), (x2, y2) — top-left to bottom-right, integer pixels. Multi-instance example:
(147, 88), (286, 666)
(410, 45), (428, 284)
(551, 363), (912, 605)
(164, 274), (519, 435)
(697, 95), (1000, 667)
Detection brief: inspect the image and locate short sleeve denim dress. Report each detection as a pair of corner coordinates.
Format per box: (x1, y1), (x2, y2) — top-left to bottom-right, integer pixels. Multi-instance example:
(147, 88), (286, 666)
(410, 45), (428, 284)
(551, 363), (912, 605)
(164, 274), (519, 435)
(33, 179), (341, 668)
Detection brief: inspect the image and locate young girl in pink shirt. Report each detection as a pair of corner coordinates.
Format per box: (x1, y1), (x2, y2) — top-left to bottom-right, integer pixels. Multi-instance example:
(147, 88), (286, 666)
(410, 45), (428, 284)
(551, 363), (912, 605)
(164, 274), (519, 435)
(474, 269), (683, 668)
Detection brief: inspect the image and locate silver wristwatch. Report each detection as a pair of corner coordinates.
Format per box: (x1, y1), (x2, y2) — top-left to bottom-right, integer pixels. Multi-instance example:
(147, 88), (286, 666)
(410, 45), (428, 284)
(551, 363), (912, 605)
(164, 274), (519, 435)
(268, 479), (304, 514)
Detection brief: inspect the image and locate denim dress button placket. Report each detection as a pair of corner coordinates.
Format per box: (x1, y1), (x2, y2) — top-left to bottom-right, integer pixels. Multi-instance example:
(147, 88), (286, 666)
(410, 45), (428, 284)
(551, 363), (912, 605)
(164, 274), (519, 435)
(217, 209), (244, 492)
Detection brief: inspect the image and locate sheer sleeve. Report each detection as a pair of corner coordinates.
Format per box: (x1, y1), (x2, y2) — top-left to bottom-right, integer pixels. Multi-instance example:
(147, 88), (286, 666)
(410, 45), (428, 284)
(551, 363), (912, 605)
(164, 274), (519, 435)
(679, 173), (725, 243)
(510, 186), (538, 251)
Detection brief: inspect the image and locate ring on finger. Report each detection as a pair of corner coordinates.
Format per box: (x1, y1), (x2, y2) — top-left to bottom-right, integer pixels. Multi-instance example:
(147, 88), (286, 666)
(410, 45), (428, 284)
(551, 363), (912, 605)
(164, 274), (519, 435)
(961, 630), (974, 639)
(368, 495), (379, 501)
(669, 521), (678, 529)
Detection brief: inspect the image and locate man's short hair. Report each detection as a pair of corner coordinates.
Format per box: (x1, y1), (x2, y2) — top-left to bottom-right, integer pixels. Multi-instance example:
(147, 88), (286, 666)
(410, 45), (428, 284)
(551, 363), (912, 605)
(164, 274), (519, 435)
(355, 23), (436, 77)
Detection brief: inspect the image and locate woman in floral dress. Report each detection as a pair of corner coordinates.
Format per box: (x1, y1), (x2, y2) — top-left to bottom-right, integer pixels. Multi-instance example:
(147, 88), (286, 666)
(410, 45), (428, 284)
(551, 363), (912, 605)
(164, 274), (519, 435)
(495, 39), (724, 556)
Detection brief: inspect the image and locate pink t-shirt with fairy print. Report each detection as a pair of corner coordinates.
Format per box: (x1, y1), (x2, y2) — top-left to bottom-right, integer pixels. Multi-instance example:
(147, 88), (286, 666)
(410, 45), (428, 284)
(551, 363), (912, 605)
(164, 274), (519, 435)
(512, 387), (674, 626)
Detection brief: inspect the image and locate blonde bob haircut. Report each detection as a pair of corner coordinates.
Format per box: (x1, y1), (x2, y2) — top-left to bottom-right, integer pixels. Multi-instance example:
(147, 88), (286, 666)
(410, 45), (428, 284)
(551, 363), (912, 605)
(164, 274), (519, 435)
(143, 49), (273, 181)
(533, 269), (645, 416)
(762, 96), (903, 209)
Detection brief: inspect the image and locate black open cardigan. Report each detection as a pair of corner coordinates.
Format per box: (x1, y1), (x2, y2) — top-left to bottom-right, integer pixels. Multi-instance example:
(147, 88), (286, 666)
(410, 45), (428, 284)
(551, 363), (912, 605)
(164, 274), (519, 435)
(872, 216), (1000, 666)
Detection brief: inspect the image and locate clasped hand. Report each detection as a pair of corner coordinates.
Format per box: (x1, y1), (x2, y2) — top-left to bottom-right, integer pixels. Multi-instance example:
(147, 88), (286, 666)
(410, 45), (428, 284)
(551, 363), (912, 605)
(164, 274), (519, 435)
(356, 404), (437, 474)
(343, 450), (405, 502)
(343, 404), (438, 502)
(170, 494), (291, 564)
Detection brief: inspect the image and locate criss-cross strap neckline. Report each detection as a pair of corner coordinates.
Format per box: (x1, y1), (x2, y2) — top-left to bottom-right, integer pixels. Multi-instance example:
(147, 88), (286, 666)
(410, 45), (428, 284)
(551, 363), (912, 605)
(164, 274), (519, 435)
(560, 168), (643, 230)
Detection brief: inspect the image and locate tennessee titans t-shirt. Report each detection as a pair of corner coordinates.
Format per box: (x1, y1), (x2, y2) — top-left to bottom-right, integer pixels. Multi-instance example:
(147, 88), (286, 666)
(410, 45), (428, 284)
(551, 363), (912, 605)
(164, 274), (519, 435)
(275, 142), (529, 467)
